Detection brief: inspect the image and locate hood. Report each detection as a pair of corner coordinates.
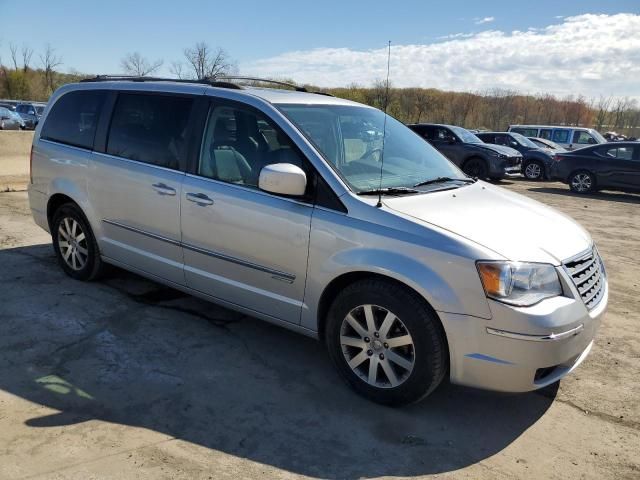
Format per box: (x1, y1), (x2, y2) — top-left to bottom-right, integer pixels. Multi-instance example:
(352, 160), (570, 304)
(384, 182), (591, 264)
(469, 143), (521, 157)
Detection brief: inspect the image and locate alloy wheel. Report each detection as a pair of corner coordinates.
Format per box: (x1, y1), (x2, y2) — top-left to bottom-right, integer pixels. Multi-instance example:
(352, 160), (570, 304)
(340, 304), (415, 388)
(57, 217), (89, 270)
(571, 173), (592, 192)
(524, 163), (542, 179)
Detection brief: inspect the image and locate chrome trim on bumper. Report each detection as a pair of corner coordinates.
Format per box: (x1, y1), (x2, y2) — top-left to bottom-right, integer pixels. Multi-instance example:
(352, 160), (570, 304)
(486, 323), (584, 342)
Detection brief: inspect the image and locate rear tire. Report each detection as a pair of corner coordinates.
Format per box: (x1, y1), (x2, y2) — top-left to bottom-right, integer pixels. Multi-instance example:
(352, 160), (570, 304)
(51, 203), (105, 281)
(569, 170), (595, 193)
(462, 157), (488, 179)
(523, 161), (544, 180)
(325, 278), (448, 406)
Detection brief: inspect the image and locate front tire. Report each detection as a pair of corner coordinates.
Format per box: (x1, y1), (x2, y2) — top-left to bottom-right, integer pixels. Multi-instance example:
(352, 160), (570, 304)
(462, 157), (488, 179)
(523, 161), (544, 180)
(325, 279), (448, 406)
(52, 203), (105, 281)
(569, 170), (595, 193)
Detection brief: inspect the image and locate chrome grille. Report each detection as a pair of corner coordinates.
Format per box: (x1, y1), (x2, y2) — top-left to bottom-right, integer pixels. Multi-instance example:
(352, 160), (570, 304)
(564, 248), (605, 311)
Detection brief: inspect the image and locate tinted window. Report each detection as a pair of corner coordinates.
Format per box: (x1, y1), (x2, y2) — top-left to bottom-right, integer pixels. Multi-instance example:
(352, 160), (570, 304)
(599, 146), (634, 160)
(41, 90), (106, 149)
(512, 128), (539, 137)
(199, 104), (304, 188)
(539, 129), (552, 139)
(573, 130), (596, 144)
(107, 93), (193, 169)
(552, 129), (570, 143)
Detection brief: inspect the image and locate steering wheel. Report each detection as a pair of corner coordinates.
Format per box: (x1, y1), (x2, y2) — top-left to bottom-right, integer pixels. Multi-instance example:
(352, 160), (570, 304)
(360, 148), (384, 162)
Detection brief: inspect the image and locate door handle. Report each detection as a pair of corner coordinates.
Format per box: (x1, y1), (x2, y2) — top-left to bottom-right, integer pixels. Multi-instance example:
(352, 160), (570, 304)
(152, 183), (176, 196)
(186, 192), (214, 206)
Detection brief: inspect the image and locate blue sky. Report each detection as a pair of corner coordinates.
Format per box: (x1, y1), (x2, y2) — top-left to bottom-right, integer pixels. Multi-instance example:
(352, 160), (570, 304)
(1, 0), (639, 97)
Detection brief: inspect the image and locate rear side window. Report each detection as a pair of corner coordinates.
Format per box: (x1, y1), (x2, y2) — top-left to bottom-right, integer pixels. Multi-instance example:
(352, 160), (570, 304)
(107, 93), (193, 170)
(552, 129), (570, 143)
(41, 91), (105, 149)
(511, 128), (538, 137)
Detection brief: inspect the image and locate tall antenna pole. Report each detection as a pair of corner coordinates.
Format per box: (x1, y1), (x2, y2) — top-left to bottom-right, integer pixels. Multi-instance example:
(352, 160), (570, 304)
(376, 40), (392, 208)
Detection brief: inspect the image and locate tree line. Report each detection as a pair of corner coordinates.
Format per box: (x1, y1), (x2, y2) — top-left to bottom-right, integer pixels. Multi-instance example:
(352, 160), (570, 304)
(1, 42), (638, 136)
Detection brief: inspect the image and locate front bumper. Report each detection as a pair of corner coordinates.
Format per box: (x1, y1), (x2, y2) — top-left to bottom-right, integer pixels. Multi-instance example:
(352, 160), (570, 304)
(439, 273), (607, 393)
(490, 156), (522, 178)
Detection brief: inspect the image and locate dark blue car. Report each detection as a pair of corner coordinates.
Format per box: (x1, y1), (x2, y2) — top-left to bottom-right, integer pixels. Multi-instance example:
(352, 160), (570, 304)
(476, 132), (555, 180)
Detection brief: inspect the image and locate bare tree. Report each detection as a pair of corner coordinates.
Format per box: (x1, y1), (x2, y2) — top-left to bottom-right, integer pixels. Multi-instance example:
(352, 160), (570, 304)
(169, 61), (186, 79)
(21, 44), (33, 72)
(9, 43), (19, 70)
(182, 42), (233, 79)
(39, 44), (63, 94)
(120, 52), (163, 77)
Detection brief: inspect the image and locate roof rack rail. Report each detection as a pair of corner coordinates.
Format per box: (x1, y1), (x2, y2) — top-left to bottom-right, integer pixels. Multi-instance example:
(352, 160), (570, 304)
(80, 75), (243, 90)
(215, 76), (308, 92)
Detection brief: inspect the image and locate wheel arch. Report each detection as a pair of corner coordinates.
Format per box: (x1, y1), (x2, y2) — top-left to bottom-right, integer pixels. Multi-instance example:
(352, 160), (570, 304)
(316, 270), (449, 349)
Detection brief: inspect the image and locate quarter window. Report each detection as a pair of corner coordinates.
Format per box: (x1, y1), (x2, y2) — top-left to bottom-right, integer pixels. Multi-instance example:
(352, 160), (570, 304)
(199, 104), (304, 188)
(40, 90), (106, 149)
(106, 93), (193, 169)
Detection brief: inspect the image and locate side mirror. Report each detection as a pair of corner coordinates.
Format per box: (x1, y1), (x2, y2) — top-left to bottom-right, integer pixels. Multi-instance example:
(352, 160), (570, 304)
(510, 141), (518, 148)
(259, 163), (307, 197)
(447, 137), (456, 144)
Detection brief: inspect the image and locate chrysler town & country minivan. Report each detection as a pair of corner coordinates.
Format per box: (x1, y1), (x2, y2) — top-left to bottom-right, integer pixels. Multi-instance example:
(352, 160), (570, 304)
(28, 77), (607, 405)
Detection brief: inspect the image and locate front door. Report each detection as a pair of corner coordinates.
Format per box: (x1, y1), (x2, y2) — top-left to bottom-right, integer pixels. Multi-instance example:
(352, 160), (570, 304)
(596, 145), (640, 189)
(180, 100), (313, 323)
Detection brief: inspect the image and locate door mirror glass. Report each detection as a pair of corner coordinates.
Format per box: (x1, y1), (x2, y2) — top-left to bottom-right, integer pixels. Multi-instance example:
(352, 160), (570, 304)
(259, 163), (307, 196)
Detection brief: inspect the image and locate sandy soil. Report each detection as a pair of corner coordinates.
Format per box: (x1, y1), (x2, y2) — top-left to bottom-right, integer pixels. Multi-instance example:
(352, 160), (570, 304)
(0, 165), (638, 479)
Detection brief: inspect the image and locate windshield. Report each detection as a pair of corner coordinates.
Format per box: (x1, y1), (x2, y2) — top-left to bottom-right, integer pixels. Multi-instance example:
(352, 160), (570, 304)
(590, 129), (606, 144)
(277, 104), (468, 193)
(511, 132), (538, 148)
(450, 125), (482, 144)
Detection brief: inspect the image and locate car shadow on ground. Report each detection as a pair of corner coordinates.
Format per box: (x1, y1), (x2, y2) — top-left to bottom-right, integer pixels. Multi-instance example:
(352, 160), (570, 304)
(527, 186), (640, 205)
(0, 243), (557, 479)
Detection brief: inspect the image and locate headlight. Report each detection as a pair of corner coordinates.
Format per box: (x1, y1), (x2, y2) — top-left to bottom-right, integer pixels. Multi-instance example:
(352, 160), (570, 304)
(476, 261), (562, 306)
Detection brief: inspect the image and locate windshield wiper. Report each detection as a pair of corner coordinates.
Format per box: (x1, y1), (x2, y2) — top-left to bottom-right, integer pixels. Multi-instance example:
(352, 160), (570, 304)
(358, 186), (419, 196)
(413, 177), (476, 188)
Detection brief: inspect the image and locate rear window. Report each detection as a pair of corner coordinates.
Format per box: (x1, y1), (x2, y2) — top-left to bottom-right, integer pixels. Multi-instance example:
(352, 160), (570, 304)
(41, 90), (106, 149)
(106, 93), (193, 170)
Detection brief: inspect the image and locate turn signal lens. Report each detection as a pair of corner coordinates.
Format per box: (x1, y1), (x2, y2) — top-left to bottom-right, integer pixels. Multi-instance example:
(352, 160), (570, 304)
(477, 262), (512, 297)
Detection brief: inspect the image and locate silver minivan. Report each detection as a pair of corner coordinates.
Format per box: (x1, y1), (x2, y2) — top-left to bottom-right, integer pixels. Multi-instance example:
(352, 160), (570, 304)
(508, 125), (606, 151)
(28, 78), (607, 405)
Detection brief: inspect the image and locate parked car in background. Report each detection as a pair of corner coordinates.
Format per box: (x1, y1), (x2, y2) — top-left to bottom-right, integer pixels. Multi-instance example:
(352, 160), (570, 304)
(549, 142), (640, 193)
(528, 137), (567, 153)
(509, 125), (606, 151)
(476, 131), (554, 180)
(0, 106), (23, 130)
(408, 123), (522, 179)
(28, 77), (606, 405)
(16, 102), (46, 130)
(0, 103), (17, 112)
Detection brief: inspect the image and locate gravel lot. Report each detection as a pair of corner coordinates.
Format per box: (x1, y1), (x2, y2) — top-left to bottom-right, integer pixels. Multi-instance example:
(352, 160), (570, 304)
(0, 168), (638, 479)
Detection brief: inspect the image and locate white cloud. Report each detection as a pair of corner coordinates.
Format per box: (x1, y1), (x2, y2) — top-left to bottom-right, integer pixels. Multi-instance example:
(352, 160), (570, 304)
(475, 16), (495, 25)
(241, 14), (640, 99)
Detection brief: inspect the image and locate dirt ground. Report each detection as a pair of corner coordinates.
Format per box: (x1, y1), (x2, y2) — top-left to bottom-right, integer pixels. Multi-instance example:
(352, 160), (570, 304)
(0, 131), (33, 191)
(0, 151), (638, 478)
